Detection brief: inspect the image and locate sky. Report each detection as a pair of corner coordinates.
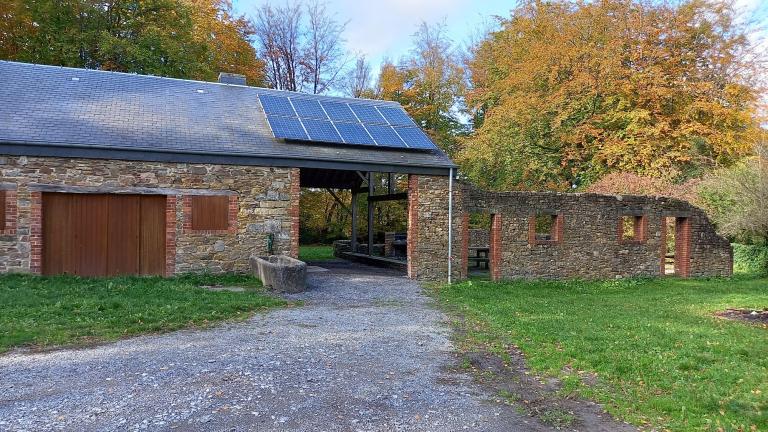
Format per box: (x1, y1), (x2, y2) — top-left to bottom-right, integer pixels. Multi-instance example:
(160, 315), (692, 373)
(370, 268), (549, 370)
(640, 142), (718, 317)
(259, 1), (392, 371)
(231, 0), (520, 71)
(232, 0), (768, 87)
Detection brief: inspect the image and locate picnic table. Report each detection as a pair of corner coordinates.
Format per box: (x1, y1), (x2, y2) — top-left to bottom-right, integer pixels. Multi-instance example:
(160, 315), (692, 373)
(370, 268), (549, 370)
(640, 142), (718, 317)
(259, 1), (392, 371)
(468, 246), (490, 269)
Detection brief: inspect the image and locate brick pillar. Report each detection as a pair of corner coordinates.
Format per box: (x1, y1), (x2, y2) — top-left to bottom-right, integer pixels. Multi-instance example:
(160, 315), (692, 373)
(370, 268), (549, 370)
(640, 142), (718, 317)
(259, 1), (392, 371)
(660, 218), (668, 275)
(289, 168), (301, 258)
(490, 213), (502, 281)
(29, 192), (43, 274)
(675, 217), (691, 277)
(460, 213), (469, 280)
(407, 175), (419, 278)
(165, 195), (177, 276)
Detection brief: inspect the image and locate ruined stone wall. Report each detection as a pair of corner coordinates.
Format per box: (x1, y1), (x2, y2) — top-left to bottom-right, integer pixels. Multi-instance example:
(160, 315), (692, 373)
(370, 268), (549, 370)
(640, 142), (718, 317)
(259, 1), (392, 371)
(468, 229), (490, 248)
(461, 183), (732, 280)
(0, 155), (299, 274)
(407, 175), (465, 281)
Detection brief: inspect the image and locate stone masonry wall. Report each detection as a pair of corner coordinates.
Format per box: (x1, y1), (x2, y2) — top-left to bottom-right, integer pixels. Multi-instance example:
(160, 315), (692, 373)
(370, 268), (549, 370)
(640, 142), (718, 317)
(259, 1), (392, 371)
(407, 174), (465, 281)
(0, 155), (298, 274)
(468, 229), (490, 248)
(407, 177), (731, 282)
(461, 183), (732, 280)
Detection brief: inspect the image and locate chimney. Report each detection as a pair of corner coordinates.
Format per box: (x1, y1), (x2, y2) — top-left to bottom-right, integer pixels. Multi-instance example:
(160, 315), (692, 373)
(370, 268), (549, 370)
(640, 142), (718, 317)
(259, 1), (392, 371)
(218, 72), (247, 86)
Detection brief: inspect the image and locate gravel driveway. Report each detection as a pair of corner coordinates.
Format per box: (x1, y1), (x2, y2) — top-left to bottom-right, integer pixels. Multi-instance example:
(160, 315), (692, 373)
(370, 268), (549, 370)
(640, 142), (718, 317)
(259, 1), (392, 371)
(0, 261), (544, 431)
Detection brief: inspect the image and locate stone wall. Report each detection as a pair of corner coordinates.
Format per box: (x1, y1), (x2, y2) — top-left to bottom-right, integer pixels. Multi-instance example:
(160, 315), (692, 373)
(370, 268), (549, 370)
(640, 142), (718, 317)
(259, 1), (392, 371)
(460, 183), (732, 280)
(468, 229), (490, 248)
(407, 174), (465, 281)
(0, 155), (299, 274)
(406, 177), (731, 282)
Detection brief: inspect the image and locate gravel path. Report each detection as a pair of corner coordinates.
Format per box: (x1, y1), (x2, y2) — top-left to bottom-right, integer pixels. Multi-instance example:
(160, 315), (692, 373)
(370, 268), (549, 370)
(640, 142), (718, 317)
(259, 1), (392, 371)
(0, 261), (543, 431)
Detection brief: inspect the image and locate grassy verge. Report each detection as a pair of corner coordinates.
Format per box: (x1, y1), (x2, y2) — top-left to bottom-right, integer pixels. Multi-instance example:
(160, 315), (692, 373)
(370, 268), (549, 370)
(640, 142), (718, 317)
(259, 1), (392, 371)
(438, 275), (768, 431)
(299, 244), (335, 262)
(0, 273), (286, 353)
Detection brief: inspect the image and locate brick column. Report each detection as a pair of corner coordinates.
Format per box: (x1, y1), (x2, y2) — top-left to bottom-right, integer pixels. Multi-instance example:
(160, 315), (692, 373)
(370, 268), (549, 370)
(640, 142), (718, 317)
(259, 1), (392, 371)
(675, 217), (691, 277)
(29, 192), (43, 274)
(407, 175), (419, 278)
(289, 168), (300, 258)
(490, 213), (502, 281)
(165, 196), (177, 276)
(660, 218), (668, 275)
(460, 213), (469, 280)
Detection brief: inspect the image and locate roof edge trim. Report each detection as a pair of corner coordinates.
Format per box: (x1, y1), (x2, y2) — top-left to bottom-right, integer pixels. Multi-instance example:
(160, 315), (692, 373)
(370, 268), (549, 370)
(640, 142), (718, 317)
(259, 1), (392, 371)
(0, 142), (453, 176)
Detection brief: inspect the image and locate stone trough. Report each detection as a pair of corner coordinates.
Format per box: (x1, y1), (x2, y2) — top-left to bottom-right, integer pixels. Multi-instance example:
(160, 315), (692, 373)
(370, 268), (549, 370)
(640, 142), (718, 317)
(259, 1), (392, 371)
(250, 255), (307, 293)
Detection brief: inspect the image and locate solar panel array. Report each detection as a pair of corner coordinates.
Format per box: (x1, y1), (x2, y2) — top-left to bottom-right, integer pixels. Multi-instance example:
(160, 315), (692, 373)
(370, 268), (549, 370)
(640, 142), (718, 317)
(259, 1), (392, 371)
(259, 94), (437, 151)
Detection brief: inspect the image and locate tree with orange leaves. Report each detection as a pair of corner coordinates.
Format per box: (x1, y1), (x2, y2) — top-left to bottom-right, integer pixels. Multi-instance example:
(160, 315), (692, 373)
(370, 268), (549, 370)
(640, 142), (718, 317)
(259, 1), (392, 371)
(461, 0), (764, 191)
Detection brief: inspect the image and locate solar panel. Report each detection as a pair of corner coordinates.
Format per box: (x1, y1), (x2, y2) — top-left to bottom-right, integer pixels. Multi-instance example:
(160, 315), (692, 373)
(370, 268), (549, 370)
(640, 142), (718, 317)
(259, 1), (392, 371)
(334, 122), (375, 145)
(349, 104), (387, 124)
(259, 95), (296, 117)
(394, 127), (435, 149)
(267, 116), (308, 140)
(320, 101), (358, 122)
(377, 106), (415, 126)
(302, 119), (342, 142)
(291, 98), (328, 120)
(365, 124), (407, 148)
(259, 91), (437, 151)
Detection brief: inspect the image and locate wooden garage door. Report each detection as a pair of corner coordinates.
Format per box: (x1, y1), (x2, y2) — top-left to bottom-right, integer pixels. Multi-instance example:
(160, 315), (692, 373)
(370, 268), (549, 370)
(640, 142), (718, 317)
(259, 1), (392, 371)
(42, 194), (166, 277)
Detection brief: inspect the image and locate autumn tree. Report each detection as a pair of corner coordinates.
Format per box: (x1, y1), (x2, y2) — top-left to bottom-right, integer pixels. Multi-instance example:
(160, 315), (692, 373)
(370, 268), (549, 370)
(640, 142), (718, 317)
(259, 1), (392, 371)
(184, 0), (266, 86)
(376, 22), (466, 156)
(253, 0), (347, 93)
(461, 0), (764, 191)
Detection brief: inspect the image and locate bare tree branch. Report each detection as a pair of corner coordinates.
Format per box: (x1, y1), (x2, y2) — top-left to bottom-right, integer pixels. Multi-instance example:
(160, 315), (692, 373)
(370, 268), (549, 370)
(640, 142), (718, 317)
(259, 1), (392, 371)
(253, 0), (347, 94)
(344, 54), (372, 97)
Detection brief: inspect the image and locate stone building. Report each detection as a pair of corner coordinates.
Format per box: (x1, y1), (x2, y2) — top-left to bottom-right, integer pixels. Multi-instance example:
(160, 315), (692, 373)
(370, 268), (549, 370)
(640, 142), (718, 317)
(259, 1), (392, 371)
(0, 61), (732, 281)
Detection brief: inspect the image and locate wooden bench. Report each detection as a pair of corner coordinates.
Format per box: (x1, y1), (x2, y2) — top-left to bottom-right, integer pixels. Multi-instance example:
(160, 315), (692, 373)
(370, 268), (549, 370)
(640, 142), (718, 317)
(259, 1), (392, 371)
(468, 246), (490, 269)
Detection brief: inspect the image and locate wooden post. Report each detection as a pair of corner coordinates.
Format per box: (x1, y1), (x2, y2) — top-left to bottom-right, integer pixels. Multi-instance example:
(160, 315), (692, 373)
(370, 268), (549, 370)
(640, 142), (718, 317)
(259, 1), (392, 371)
(351, 190), (358, 253)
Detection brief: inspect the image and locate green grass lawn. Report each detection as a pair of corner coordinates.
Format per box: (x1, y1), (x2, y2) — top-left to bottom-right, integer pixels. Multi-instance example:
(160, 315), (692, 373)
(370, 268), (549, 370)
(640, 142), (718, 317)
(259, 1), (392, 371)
(299, 244), (335, 261)
(0, 273), (286, 353)
(439, 275), (768, 431)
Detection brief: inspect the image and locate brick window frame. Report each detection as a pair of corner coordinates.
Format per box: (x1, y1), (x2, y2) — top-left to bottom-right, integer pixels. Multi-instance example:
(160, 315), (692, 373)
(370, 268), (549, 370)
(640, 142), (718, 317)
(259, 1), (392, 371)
(165, 195), (177, 276)
(30, 192), (43, 274)
(528, 211), (564, 245)
(183, 194), (238, 234)
(618, 212), (648, 244)
(0, 187), (18, 236)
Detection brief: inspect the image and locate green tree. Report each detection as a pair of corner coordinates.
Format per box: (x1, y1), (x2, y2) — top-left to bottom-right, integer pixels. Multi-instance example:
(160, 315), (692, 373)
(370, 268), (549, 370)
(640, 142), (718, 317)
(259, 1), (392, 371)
(0, 0), (264, 84)
(699, 138), (768, 245)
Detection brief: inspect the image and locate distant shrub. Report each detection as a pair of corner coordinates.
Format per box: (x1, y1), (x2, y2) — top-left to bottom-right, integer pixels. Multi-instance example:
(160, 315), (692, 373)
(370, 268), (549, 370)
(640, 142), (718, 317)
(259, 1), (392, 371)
(699, 156), (768, 245)
(733, 243), (768, 275)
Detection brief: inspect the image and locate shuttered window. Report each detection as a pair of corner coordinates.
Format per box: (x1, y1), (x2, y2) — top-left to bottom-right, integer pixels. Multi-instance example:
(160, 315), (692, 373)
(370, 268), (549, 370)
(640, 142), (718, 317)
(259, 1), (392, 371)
(191, 195), (229, 231)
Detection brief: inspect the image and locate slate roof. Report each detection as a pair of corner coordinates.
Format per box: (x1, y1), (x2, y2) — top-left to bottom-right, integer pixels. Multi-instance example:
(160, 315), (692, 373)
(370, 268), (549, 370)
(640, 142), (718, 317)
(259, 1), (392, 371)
(0, 61), (455, 175)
